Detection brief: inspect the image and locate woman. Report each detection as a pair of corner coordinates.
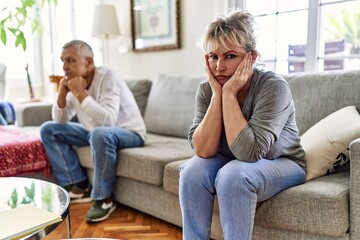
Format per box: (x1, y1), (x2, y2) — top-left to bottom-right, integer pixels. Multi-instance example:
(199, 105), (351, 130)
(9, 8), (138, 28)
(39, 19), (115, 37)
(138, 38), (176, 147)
(179, 9), (306, 240)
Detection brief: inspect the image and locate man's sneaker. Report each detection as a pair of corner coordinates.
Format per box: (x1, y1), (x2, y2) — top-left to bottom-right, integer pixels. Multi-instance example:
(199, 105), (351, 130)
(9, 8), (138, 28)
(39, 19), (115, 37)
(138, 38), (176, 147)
(85, 199), (117, 223)
(69, 185), (92, 203)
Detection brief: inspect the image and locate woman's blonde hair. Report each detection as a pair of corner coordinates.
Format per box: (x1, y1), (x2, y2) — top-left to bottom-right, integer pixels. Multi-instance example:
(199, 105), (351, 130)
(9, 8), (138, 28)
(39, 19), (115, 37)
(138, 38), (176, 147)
(203, 9), (258, 55)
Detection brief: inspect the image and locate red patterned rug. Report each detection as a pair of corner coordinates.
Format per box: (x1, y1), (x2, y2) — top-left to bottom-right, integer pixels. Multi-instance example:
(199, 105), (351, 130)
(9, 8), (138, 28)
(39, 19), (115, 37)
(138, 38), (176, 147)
(0, 126), (49, 176)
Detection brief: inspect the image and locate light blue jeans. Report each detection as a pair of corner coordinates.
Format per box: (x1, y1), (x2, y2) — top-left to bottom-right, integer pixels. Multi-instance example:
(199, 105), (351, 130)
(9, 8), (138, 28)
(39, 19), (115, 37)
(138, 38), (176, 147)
(40, 121), (144, 200)
(179, 153), (305, 240)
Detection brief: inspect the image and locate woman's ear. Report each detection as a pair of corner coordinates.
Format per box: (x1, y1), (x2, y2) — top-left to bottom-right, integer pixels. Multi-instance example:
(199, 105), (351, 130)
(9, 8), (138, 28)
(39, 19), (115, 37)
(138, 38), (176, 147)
(251, 53), (258, 63)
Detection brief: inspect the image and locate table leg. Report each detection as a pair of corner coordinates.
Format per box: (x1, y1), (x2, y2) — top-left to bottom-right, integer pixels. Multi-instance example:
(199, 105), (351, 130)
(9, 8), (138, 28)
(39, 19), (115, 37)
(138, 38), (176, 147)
(65, 210), (72, 238)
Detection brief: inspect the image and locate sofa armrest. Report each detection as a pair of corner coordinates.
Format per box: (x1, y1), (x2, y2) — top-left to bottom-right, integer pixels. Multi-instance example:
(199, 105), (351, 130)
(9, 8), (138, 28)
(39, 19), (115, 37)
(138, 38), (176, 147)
(350, 137), (360, 240)
(15, 102), (53, 127)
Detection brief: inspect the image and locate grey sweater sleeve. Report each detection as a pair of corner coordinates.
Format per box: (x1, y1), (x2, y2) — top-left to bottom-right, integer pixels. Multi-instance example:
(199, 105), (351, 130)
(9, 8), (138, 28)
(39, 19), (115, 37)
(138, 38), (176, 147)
(229, 76), (296, 162)
(188, 81), (212, 149)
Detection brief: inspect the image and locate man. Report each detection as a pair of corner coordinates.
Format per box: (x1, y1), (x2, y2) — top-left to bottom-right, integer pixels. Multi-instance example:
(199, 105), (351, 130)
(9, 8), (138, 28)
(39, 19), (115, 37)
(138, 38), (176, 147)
(40, 40), (146, 223)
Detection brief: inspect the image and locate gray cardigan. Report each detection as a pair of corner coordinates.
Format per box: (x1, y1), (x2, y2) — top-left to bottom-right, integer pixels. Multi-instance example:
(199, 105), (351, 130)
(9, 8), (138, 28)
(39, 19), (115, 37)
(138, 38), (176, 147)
(188, 68), (306, 170)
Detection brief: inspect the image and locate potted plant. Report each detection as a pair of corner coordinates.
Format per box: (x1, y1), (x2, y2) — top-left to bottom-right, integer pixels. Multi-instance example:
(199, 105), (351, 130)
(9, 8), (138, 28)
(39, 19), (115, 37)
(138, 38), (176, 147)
(0, 0), (58, 99)
(0, 0), (57, 50)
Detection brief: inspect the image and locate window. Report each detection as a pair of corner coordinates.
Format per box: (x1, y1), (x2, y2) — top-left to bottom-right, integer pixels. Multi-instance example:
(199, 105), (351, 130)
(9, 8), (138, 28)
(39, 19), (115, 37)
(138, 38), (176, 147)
(230, 0), (360, 74)
(0, 0), (38, 89)
(0, 0), (100, 99)
(319, 0), (360, 71)
(41, 0), (100, 77)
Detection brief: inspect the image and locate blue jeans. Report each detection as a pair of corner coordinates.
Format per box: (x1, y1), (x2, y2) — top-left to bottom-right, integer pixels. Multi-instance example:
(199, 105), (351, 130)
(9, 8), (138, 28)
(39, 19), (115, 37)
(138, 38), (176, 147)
(40, 121), (144, 200)
(179, 153), (305, 240)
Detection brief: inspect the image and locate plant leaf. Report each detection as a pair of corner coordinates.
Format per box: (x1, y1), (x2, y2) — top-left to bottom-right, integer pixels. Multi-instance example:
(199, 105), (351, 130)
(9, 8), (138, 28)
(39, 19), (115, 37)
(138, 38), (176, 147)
(0, 0), (57, 51)
(0, 28), (6, 45)
(15, 31), (27, 50)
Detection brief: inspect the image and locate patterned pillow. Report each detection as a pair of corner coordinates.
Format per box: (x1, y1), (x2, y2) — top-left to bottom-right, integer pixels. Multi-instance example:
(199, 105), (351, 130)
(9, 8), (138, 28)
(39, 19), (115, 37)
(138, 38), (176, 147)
(301, 106), (360, 181)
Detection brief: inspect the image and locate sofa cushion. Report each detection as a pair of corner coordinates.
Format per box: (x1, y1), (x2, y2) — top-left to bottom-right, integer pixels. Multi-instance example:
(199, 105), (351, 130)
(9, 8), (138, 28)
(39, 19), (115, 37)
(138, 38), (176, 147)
(164, 158), (349, 237)
(15, 102), (53, 127)
(254, 172), (349, 237)
(284, 69), (360, 135)
(77, 133), (194, 186)
(163, 159), (188, 195)
(301, 106), (360, 181)
(125, 79), (152, 116)
(144, 74), (205, 138)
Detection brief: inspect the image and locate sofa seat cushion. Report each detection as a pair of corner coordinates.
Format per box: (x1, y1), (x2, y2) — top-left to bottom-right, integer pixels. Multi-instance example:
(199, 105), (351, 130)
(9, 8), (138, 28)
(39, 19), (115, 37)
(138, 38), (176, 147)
(254, 172), (349, 237)
(164, 160), (349, 237)
(77, 133), (194, 186)
(163, 159), (189, 195)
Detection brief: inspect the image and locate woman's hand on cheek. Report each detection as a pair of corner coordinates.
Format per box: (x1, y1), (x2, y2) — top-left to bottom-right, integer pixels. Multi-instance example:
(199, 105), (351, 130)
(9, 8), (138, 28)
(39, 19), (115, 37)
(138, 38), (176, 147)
(205, 55), (222, 97)
(223, 52), (252, 96)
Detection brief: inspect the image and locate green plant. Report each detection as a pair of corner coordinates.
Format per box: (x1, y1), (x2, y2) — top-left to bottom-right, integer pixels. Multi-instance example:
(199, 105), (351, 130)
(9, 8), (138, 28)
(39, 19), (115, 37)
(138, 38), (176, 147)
(326, 4), (360, 52)
(0, 0), (57, 51)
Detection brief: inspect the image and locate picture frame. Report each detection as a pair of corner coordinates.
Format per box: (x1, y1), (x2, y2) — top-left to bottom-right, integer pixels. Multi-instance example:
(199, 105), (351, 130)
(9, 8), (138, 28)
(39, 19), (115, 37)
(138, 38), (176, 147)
(130, 0), (181, 52)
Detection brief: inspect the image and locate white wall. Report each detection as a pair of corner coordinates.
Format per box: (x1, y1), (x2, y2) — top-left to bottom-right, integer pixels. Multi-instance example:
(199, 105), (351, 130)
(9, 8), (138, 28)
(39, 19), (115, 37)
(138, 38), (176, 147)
(106, 0), (227, 80)
(4, 0), (228, 103)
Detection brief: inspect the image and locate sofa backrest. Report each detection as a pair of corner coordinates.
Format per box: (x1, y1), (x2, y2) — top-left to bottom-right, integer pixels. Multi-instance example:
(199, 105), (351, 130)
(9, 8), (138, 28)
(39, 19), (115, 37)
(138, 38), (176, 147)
(126, 79), (152, 117)
(283, 69), (360, 135)
(143, 74), (206, 138)
(127, 70), (360, 139)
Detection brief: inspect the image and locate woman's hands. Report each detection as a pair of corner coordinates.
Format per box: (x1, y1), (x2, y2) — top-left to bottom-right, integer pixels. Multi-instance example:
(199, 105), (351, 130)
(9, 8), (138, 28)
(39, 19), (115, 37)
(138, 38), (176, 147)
(205, 55), (222, 98)
(221, 52), (253, 146)
(205, 52), (253, 97)
(222, 52), (253, 96)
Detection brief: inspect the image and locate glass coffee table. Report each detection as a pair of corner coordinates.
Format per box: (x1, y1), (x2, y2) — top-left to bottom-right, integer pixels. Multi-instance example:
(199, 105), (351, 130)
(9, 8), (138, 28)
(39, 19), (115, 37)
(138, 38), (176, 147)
(0, 177), (71, 239)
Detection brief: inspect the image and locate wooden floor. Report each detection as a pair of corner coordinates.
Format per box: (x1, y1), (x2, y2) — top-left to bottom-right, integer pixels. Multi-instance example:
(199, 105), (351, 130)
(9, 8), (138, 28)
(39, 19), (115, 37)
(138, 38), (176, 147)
(43, 202), (183, 240)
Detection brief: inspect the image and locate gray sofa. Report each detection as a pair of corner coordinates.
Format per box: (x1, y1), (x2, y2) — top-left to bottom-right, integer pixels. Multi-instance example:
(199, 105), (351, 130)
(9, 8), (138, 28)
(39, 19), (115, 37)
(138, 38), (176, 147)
(15, 70), (360, 240)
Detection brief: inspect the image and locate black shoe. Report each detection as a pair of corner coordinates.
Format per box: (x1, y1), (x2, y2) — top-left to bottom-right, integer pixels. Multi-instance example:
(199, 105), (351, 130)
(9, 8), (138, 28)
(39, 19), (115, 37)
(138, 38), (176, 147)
(69, 185), (92, 203)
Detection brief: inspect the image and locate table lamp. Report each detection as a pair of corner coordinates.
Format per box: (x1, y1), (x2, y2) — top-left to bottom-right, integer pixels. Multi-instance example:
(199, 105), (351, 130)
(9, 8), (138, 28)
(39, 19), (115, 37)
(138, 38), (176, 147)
(91, 4), (120, 66)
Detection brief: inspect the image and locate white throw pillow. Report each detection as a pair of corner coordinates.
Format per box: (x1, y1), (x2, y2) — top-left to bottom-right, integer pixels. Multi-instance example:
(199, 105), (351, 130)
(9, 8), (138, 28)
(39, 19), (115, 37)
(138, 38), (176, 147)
(301, 106), (360, 181)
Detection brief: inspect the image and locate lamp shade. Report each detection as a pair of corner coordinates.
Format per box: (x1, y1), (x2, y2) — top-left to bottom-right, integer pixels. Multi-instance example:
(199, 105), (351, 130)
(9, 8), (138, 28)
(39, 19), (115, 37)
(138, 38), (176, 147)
(91, 4), (120, 39)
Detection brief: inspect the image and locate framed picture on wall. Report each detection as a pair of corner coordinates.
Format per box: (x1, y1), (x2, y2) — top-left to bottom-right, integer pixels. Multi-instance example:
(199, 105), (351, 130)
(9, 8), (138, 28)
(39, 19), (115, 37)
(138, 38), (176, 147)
(130, 0), (180, 52)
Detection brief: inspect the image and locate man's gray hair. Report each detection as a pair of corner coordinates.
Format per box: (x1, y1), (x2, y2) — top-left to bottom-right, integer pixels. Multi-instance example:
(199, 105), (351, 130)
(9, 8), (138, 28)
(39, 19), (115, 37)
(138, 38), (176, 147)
(63, 40), (94, 58)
